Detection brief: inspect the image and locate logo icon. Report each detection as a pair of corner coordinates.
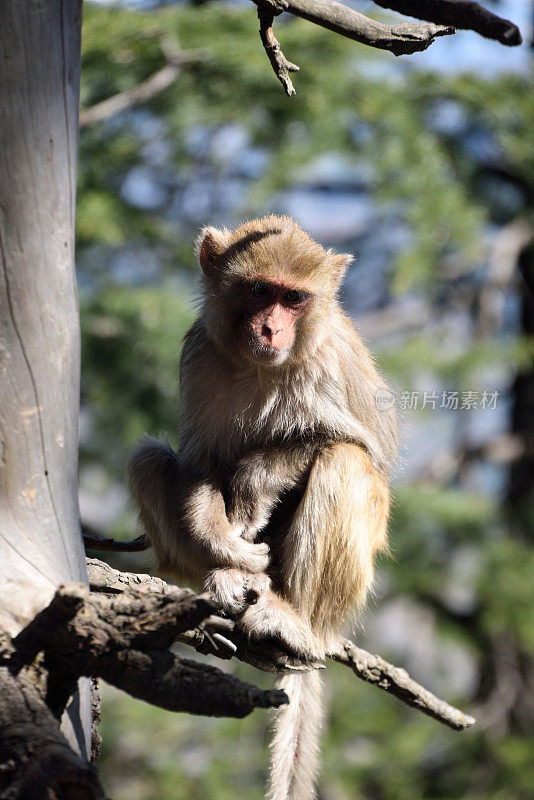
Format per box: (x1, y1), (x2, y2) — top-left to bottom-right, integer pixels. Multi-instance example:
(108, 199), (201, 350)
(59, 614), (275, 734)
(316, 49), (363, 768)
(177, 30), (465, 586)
(375, 389), (396, 411)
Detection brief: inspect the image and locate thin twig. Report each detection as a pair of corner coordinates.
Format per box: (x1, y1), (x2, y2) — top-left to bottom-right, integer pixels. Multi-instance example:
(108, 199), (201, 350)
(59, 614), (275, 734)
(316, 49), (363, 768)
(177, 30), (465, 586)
(258, 5), (300, 97)
(330, 638), (476, 731)
(79, 64), (180, 128)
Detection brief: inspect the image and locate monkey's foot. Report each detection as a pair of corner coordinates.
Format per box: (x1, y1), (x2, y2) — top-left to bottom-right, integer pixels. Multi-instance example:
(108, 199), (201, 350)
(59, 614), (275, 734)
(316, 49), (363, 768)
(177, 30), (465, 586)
(239, 594), (323, 661)
(205, 568), (271, 613)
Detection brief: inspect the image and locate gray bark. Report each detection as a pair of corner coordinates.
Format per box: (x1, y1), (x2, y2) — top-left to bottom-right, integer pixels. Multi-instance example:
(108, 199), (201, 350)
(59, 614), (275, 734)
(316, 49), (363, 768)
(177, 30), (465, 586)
(0, 0), (89, 758)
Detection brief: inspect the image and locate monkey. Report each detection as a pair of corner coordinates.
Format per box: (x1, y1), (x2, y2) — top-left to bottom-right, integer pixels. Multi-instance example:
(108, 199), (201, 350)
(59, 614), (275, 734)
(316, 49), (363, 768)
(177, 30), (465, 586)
(126, 215), (397, 800)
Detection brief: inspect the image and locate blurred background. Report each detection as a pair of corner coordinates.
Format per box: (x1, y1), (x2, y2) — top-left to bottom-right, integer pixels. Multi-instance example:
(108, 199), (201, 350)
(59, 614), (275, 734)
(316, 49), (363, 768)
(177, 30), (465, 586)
(78, 1), (534, 798)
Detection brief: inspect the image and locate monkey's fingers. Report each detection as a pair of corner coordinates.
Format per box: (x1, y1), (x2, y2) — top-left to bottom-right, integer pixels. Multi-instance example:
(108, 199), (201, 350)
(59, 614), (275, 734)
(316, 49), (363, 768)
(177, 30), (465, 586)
(227, 538), (271, 574)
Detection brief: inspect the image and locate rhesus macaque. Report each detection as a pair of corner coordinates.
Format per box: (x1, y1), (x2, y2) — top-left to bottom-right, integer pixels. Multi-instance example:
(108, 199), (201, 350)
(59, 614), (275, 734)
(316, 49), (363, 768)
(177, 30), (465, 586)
(127, 215), (397, 800)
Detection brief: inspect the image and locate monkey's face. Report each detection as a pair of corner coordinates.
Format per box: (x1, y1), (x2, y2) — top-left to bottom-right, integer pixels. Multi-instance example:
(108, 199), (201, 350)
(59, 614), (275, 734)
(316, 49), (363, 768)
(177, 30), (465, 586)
(239, 279), (314, 365)
(196, 217), (352, 367)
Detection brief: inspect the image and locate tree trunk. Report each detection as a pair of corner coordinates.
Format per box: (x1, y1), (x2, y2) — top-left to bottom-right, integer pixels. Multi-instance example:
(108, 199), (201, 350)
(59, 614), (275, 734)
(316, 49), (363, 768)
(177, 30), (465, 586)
(0, 0), (89, 757)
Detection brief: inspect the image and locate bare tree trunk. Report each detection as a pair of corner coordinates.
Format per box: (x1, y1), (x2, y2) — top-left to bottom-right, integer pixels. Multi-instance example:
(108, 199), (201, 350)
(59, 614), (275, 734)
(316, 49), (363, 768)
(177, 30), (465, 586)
(0, 0), (89, 757)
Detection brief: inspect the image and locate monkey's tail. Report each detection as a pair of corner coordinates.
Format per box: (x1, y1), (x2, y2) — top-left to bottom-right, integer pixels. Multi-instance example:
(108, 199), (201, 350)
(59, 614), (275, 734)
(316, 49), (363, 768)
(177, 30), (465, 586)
(267, 670), (324, 800)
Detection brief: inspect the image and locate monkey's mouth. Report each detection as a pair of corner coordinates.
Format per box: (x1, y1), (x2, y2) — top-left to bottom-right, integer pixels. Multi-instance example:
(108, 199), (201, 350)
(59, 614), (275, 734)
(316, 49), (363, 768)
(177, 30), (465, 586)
(246, 338), (289, 365)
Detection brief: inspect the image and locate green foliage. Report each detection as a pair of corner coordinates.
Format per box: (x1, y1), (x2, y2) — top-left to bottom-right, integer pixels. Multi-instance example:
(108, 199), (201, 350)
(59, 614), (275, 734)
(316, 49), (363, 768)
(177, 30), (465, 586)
(81, 286), (193, 470)
(479, 538), (534, 654)
(380, 335), (534, 389)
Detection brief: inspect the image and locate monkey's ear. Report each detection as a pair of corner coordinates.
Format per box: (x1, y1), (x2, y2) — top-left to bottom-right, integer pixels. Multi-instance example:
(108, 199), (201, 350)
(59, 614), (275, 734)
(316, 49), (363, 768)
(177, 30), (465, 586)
(331, 253), (354, 285)
(196, 226), (230, 276)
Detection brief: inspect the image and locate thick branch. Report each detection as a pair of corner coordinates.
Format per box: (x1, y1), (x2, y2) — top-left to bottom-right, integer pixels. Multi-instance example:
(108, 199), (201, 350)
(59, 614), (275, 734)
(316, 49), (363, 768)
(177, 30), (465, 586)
(87, 558), (323, 673)
(373, 0), (521, 46)
(0, 668), (104, 800)
(253, 0), (453, 94)
(10, 581), (288, 721)
(87, 559), (475, 730)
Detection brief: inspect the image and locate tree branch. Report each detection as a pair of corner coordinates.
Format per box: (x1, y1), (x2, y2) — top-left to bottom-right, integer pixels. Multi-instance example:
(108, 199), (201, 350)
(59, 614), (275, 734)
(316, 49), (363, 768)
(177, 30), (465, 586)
(252, 0), (521, 94)
(9, 581), (288, 721)
(373, 0), (522, 46)
(79, 38), (205, 128)
(86, 558), (324, 673)
(329, 639), (476, 730)
(258, 5), (300, 97)
(82, 523), (149, 553)
(0, 667), (105, 800)
(79, 64), (181, 128)
(253, 0), (454, 94)
(86, 558), (475, 730)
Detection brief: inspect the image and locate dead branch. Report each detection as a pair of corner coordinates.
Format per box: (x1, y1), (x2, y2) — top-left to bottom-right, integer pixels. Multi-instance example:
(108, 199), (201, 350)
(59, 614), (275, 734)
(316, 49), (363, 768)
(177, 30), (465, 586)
(254, 0), (454, 92)
(258, 5), (300, 97)
(86, 558), (475, 730)
(253, 0), (454, 94)
(373, 1), (522, 46)
(86, 558), (324, 673)
(257, 0), (454, 54)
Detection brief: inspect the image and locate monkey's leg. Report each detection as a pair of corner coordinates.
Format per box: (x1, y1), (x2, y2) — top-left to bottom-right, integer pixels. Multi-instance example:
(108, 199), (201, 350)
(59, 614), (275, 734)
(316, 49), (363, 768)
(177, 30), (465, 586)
(266, 443), (390, 800)
(282, 442), (389, 641)
(126, 436), (270, 582)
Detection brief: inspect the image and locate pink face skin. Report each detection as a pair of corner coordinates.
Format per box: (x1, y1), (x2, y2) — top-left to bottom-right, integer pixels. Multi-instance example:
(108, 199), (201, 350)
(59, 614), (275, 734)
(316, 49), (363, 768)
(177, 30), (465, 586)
(241, 279), (314, 363)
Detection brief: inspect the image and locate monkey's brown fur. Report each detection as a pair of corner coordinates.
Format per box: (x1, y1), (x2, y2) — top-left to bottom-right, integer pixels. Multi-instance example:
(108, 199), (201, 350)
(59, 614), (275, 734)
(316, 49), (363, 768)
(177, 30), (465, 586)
(127, 215), (397, 800)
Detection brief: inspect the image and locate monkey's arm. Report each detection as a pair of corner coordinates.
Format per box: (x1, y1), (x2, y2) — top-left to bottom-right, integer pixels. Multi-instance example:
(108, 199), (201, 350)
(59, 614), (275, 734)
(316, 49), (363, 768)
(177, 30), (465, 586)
(126, 437), (269, 583)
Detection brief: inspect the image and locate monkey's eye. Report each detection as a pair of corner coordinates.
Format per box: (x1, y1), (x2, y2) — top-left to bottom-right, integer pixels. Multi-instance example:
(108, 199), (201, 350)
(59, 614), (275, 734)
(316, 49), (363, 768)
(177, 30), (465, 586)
(284, 289), (309, 304)
(249, 282), (270, 297)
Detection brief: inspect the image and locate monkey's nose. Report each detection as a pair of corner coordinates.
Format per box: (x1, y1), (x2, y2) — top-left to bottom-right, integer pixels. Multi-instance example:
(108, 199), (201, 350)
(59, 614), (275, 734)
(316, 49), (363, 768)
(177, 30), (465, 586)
(262, 323), (282, 341)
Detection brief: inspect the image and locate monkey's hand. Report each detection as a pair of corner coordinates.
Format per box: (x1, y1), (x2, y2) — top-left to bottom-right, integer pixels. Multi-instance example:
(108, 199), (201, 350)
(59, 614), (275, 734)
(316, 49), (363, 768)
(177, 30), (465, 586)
(218, 525), (270, 573)
(205, 568), (270, 613)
